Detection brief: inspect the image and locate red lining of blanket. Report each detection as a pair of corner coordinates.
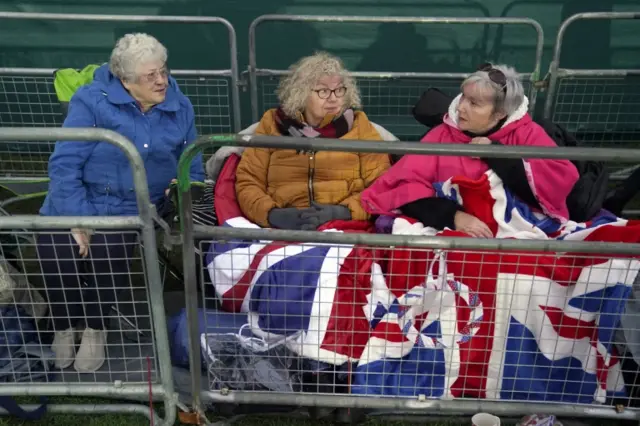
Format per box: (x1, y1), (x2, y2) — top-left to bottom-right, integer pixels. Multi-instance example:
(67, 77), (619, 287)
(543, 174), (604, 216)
(213, 153), (244, 224)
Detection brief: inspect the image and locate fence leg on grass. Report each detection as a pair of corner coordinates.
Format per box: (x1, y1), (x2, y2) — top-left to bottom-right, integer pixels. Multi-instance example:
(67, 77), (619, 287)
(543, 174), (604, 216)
(177, 166), (205, 422)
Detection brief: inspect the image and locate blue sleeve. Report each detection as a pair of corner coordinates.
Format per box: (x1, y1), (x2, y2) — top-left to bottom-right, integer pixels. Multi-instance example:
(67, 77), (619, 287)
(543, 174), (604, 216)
(47, 91), (98, 216)
(180, 103), (205, 182)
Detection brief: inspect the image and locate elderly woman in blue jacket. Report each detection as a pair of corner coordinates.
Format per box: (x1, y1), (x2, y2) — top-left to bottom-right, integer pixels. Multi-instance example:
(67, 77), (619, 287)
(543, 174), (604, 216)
(37, 33), (204, 373)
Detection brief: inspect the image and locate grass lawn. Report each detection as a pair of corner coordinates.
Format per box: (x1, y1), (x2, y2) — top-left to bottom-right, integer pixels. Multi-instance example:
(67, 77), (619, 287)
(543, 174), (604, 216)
(0, 418), (465, 426)
(0, 396), (470, 426)
(0, 410), (148, 426)
(1, 396), (629, 426)
(0, 414), (467, 426)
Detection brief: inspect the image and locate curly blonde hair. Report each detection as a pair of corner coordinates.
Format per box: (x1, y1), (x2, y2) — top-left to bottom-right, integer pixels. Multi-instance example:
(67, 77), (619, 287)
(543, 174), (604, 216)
(277, 51), (361, 118)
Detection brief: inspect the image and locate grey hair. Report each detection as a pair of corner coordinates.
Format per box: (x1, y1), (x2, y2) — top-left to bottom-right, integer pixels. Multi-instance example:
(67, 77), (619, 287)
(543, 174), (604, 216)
(461, 64), (524, 116)
(277, 51), (361, 118)
(109, 33), (168, 82)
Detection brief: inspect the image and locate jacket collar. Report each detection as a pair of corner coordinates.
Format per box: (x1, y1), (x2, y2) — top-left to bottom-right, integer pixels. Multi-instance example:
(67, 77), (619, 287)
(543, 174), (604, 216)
(102, 69), (181, 112)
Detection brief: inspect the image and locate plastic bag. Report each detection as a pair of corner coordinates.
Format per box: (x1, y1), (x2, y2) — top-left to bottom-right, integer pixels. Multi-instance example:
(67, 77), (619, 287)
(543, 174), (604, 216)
(200, 326), (302, 393)
(0, 257), (47, 319)
(0, 305), (53, 383)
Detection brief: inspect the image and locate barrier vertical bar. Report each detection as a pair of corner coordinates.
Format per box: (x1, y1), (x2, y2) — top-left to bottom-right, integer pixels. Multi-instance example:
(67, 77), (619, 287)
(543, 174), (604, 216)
(544, 12), (640, 119)
(542, 12), (640, 181)
(177, 138), (217, 419)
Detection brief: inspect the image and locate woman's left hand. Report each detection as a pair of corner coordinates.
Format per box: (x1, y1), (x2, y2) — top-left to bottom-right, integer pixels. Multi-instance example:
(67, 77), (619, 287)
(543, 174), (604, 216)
(469, 137), (492, 159)
(71, 228), (92, 258)
(470, 137), (492, 145)
(299, 203), (352, 230)
(165, 179), (177, 196)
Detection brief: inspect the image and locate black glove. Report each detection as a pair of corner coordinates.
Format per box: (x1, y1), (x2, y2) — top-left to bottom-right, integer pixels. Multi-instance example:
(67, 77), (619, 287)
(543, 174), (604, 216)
(298, 202), (352, 230)
(267, 203), (352, 231)
(268, 207), (314, 230)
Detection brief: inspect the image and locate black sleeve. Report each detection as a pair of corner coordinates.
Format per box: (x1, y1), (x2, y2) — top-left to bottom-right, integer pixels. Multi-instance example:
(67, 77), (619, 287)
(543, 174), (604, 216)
(400, 197), (461, 230)
(481, 141), (540, 208)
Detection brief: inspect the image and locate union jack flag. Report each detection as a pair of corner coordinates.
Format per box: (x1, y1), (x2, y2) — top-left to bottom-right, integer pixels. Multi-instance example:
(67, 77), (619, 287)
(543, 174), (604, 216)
(206, 170), (640, 403)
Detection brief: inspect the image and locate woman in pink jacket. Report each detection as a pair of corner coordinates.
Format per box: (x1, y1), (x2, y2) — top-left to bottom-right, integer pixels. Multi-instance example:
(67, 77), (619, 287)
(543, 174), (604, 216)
(361, 63), (579, 237)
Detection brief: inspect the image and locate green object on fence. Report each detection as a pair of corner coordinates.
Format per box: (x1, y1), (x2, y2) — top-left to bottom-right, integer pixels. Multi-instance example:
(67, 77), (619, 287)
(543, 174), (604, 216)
(177, 136), (237, 194)
(177, 145), (199, 195)
(177, 142), (205, 233)
(209, 134), (237, 143)
(168, 180), (205, 208)
(53, 64), (101, 102)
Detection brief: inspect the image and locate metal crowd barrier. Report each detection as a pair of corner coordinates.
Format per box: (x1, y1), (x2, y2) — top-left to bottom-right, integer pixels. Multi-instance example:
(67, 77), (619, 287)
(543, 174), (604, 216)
(0, 11), (241, 179)
(176, 135), (640, 423)
(0, 128), (175, 426)
(246, 15), (544, 140)
(544, 12), (640, 160)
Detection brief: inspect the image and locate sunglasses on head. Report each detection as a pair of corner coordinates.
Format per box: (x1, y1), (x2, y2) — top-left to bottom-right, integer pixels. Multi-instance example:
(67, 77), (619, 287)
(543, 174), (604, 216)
(477, 62), (507, 93)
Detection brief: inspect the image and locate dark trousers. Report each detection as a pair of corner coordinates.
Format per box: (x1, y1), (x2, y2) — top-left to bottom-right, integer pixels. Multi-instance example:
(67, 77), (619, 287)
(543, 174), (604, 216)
(36, 232), (137, 331)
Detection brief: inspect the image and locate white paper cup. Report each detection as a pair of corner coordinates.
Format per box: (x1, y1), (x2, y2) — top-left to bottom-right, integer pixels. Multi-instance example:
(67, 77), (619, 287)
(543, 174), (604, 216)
(472, 412), (501, 426)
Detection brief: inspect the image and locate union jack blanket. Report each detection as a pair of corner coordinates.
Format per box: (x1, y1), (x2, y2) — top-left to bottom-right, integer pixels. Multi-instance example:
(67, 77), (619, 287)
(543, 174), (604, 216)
(206, 170), (640, 403)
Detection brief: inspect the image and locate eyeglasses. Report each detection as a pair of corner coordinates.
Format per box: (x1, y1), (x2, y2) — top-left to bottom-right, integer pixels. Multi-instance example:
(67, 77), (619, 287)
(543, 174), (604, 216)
(140, 66), (169, 84)
(477, 63), (507, 93)
(313, 86), (347, 99)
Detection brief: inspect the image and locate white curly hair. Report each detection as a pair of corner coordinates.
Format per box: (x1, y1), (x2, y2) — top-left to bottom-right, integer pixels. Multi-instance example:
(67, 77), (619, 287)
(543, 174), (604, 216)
(109, 33), (168, 82)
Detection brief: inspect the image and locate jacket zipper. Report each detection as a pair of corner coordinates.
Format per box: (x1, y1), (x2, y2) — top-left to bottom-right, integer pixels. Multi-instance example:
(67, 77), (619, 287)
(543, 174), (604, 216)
(105, 183), (112, 215)
(307, 151), (316, 204)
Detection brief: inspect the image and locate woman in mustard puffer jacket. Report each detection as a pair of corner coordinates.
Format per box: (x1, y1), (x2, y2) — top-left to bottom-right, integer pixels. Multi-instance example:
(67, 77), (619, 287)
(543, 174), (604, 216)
(235, 52), (391, 229)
